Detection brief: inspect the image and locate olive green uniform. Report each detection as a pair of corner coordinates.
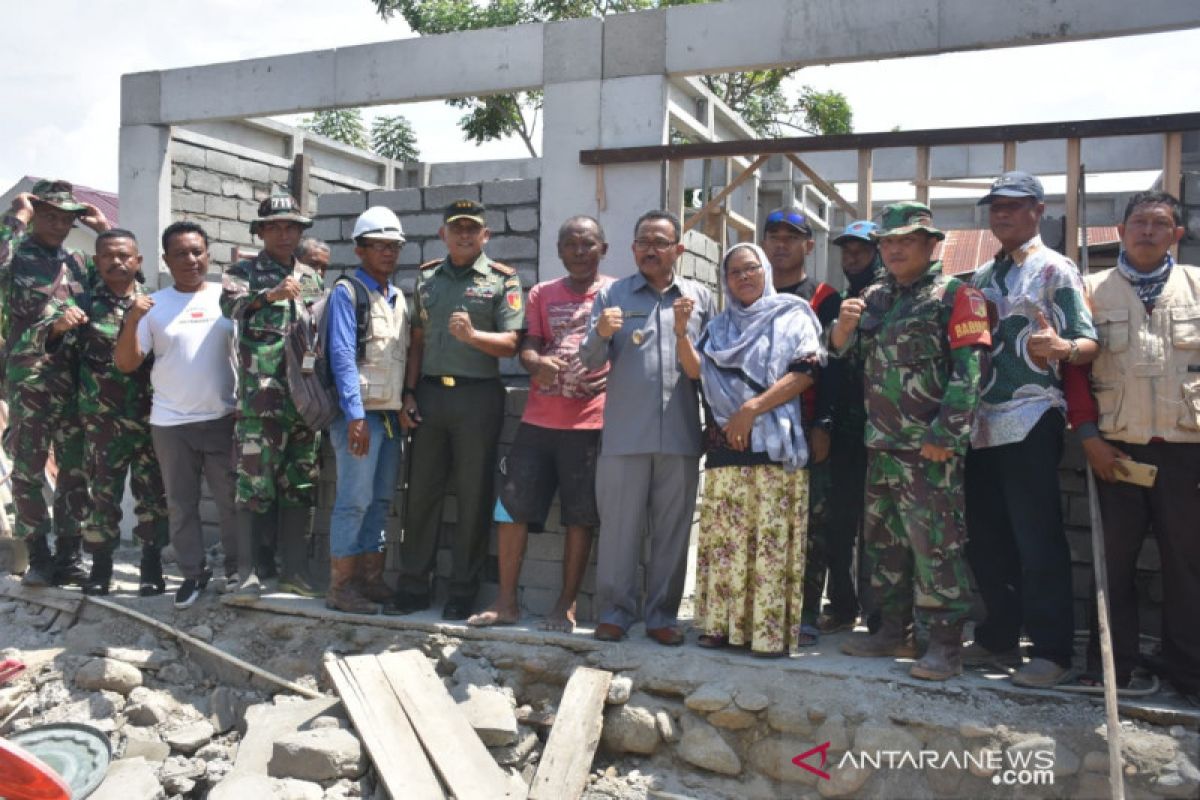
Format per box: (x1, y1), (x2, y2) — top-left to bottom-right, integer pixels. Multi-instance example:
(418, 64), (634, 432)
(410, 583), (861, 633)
(399, 253), (524, 600)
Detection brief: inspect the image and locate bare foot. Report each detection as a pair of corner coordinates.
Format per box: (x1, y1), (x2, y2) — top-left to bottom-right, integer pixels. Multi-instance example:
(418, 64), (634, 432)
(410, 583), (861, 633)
(467, 604), (520, 628)
(539, 603), (577, 633)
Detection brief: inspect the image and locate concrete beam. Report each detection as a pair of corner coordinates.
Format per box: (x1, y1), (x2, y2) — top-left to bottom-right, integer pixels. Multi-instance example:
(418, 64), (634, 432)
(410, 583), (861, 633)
(119, 125), (173, 288)
(663, 0), (1200, 76)
(131, 24), (544, 125)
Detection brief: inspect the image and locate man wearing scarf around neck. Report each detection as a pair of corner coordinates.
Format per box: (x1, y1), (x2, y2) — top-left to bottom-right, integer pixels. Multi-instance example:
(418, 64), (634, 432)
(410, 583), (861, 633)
(831, 202), (991, 681)
(819, 220), (887, 636)
(964, 171), (1098, 689)
(1063, 191), (1200, 704)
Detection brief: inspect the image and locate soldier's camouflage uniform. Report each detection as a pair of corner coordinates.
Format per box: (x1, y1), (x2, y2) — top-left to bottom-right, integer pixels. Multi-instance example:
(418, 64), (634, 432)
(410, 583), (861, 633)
(56, 281), (168, 553)
(221, 252), (323, 512)
(835, 262), (990, 629)
(0, 213), (90, 545)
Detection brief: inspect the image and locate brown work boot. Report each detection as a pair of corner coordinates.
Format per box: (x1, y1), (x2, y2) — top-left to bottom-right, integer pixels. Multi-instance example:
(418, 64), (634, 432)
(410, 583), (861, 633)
(359, 552), (393, 604)
(325, 556), (380, 614)
(840, 615), (918, 658)
(910, 622), (964, 681)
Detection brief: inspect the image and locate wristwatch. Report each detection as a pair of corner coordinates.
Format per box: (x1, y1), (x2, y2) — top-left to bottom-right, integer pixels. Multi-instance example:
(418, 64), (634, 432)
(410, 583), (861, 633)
(1065, 339), (1080, 364)
(402, 387), (417, 400)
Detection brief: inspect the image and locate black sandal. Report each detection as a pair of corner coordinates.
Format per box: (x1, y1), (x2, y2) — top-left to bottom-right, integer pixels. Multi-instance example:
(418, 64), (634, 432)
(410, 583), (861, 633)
(697, 634), (729, 649)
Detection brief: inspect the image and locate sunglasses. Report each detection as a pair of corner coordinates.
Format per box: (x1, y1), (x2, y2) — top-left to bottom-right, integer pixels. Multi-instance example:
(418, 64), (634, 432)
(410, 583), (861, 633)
(765, 209), (809, 228)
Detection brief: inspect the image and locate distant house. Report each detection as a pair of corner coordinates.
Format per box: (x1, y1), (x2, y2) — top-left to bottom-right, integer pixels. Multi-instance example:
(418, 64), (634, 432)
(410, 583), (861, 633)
(0, 176), (119, 254)
(939, 225), (1121, 278)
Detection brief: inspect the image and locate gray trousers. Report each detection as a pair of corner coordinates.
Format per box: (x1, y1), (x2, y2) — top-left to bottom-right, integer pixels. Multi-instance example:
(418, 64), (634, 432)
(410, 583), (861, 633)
(151, 416), (238, 580)
(595, 453), (699, 631)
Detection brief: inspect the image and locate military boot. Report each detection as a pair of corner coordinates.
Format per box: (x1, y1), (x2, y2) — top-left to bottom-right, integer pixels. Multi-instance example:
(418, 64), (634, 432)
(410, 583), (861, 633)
(277, 506), (321, 597)
(840, 614), (919, 659)
(255, 503), (279, 581)
(82, 550), (113, 596)
(52, 536), (88, 587)
(910, 621), (965, 681)
(21, 536), (55, 587)
(326, 556), (379, 614)
(233, 510), (263, 597)
(139, 544), (166, 597)
(359, 551), (393, 604)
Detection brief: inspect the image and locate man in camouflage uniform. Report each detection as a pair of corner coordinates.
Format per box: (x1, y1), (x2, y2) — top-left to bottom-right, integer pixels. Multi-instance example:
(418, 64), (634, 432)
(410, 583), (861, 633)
(47, 229), (167, 595)
(0, 181), (110, 586)
(221, 188), (324, 596)
(830, 202), (991, 681)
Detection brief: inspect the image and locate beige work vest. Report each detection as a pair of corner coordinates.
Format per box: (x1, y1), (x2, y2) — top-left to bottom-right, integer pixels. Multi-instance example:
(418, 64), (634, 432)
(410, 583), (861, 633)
(356, 286), (409, 412)
(1086, 263), (1200, 444)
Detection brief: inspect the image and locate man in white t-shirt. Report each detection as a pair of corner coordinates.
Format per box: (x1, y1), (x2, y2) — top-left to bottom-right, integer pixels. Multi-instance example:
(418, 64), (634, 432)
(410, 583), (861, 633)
(115, 221), (239, 609)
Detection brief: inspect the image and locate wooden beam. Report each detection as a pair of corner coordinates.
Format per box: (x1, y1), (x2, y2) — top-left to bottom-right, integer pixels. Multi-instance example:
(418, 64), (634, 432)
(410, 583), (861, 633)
(724, 207), (755, 235)
(911, 179), (994, 190)
(857, 149), (873, 221)
(1066, 137), (1082, 265)
(915, 146), (930, 206)
(682, 154), (768, 233)
(1003, 140), (1017, 171)
(529, 667), (612, 800)
(786, 155), (857, 218)
(325, 654), (446, 800)
(378, 650), (516, 800)
(291, 153), (312, 215)
(667, 158), (685, 223)
(579, 112), (1200, 166)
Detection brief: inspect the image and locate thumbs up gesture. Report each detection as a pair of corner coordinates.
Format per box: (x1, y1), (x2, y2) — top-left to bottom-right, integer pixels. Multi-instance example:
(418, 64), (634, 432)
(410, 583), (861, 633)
(1027, 309), (1068, 365)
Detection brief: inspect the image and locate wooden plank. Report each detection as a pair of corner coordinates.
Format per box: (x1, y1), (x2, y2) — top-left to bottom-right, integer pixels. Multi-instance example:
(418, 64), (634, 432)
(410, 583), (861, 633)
(579, 112), (1200, 165)
(857, 148), (873, 221)
(914, 145), (930, 206)
(1003, 140), (1018, 171)
(666, 158), (685, 223)
(786, 155), (857, 218)
(1066, 138), (1082, 265)
(325, 654), (446, 800)
(911, 179), (993, 190)
(378, 650), (515, 800)
(529, 667), (612, 800)
(0, 578), (82, 616)
(682, 155), (769, 233)
(1163, 131), (1183, 260)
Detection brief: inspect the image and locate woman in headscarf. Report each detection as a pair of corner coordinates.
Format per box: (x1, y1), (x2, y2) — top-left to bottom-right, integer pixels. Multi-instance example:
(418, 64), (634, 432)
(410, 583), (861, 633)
(684, 242), (825, 657)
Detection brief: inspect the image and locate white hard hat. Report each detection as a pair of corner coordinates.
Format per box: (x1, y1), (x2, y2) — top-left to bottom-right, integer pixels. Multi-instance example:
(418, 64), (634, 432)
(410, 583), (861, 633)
(352, 206), (406, 242)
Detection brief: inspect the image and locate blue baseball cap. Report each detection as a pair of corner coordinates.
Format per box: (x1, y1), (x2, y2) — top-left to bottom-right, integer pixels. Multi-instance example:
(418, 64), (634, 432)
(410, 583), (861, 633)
(978, 171), (1045, 205)
(833, 220), (878, 245)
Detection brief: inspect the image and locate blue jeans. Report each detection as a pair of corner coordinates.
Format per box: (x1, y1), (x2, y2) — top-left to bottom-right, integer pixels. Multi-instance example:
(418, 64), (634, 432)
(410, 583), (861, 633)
(329, 412), (404, 558)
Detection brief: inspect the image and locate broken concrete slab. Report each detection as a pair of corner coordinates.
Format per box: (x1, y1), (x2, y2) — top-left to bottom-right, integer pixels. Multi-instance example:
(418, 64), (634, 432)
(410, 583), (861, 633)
(233, 696), (341, 776)
(75, 657), (143, 695)
(454, 684), (519, 746)
(89, 757), (166, 800)
(163, 720), (215, 754)
(269, 728), (366, 781)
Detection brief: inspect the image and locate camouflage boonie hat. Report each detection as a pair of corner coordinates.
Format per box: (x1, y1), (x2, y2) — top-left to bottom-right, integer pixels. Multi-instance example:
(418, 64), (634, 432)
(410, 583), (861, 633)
(31, 179), (87, 215)
(872, 201), (945, 242)
(250, 186), (312, 234)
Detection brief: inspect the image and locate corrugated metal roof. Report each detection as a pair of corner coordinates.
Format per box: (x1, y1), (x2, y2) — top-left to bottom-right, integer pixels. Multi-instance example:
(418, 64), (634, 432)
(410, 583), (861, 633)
(25, 175), (119, 226)
(939, 226), (1120, 275)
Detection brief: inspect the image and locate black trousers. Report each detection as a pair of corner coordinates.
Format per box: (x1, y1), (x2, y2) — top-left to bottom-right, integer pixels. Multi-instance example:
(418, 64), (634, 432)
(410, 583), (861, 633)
(965, 411), (1074, 666)
(1087, 440), (1200, 694)
(399, 379), (505, 599)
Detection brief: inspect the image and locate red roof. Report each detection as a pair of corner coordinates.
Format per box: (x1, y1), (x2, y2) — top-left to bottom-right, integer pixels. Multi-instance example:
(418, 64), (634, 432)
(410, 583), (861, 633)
(939, 226), (1120, 275)
(26, 176), (118, 226)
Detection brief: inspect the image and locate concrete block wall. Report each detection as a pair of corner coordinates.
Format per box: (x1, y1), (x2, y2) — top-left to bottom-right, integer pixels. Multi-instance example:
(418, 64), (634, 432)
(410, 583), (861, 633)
(1180, 167), (1200, 266)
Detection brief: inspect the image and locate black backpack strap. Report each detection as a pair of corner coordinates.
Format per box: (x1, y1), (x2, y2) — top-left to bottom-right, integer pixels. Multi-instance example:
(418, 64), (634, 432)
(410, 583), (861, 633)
(334, 275), (373, 361)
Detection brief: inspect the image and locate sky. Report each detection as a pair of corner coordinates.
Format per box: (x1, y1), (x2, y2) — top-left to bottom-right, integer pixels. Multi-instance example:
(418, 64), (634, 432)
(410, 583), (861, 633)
(4, 2), (1199, 195)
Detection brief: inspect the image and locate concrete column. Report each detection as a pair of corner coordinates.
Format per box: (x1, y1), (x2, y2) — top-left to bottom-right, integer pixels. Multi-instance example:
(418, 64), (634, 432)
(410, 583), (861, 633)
(118, 124), (172, 289)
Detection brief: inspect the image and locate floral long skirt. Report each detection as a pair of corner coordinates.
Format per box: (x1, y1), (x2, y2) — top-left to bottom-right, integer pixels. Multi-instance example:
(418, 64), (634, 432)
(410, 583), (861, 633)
(694, 464), (808, 655)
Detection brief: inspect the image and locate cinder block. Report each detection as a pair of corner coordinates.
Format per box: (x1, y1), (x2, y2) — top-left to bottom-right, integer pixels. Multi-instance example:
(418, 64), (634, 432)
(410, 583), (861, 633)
(186, 170), (221, 194)
(399, 212), (443, 238)
(519, 558), (562, 591)
(506, 207), (539, 233)
(485, 210), (507, 233)
(526, 532), (564, 562)
(310, 217), (341, 242)
(481, 179), (539, 207)
(487, 236), (538, 262)
(520, 586), (559, 616)
(317, 191), (367, 216)
(238, 200), (261, 223)
(398, 242), (422, 266)
(173, 191), (205, 214)
(424, 239), (448, 262)
(242, 159), (271, 183)
(268, 166), (292, 185)
(205, 195), (239, 220)
(171, 167), (187, 188)
(368, 188), (423, 212)
(206, 149), (243, 177)
(219, 219), (254, 247)
(172, 141), (208, 168)
(424, 184), (480, 209)
(221, 179), (254, 200)
(328, 242), (357, 268)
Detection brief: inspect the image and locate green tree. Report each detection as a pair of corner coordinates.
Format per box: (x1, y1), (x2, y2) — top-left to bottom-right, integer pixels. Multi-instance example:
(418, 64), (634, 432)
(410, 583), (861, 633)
(302, 109), (370, 151)
(371, 0), (851, 155)
(371, 114), (422, 161)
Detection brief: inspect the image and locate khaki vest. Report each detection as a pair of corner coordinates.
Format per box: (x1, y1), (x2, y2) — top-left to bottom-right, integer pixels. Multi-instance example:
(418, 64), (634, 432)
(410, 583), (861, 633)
(1086, 263), (1200, 444)
(356, 287), (409, 411)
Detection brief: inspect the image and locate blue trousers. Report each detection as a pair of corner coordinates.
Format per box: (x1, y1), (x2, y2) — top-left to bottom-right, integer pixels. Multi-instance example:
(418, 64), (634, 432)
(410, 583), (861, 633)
(329, 412), (404, 558)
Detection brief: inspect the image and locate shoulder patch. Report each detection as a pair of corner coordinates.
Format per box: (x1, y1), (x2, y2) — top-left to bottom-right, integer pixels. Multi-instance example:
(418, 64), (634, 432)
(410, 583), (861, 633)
(419, 259), (442, 272)
(947, 285), (992, 349)
(489, 261), (516, 277)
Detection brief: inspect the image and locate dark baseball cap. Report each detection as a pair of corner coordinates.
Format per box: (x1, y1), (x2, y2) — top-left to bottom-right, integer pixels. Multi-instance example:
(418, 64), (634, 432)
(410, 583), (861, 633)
(978, 171), (1045, 205)
(443, 199), (487, 225)
(763, 207), (813, 237)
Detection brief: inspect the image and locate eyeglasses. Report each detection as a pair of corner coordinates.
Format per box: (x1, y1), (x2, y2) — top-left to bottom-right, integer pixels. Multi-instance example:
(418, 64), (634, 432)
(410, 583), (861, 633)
(364, 241), (403, 253)
(727, 264), (764, 281)
(633, 238), (678, 252)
